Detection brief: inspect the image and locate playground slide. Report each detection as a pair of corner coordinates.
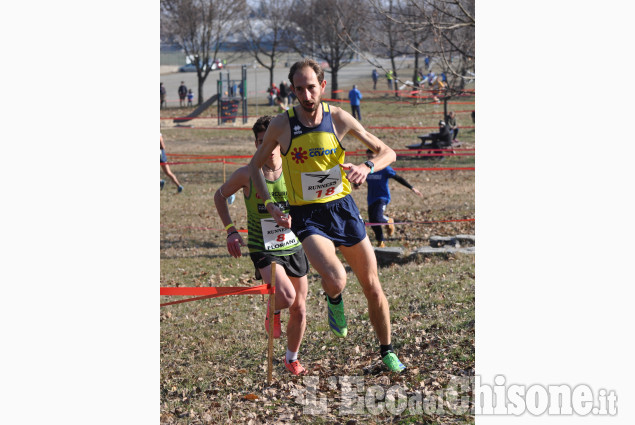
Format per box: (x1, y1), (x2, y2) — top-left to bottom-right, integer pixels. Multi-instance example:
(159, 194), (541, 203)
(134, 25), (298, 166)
(173, 94), (219, 124)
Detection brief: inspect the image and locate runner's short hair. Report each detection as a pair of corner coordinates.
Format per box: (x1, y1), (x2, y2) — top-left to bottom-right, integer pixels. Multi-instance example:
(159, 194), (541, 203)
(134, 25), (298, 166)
(252, 115), (273, 138)
(288, 59), (324, 87)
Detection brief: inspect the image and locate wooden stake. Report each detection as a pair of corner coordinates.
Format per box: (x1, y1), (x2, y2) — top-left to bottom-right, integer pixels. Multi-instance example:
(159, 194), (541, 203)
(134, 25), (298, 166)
(266, 262), (276, 384)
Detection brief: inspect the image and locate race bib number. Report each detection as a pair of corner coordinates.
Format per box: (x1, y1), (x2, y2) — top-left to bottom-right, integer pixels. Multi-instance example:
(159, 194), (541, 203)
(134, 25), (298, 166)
(300, 165), (343, 201)
(261, 218), (298, 250)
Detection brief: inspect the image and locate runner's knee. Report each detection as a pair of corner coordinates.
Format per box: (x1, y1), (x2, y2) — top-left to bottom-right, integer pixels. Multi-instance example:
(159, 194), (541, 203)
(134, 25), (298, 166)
(276, 281), (296, 310)
(360, 277), (385, 302)
(288, 301), (306, 320)
(320, 268), (347, 294)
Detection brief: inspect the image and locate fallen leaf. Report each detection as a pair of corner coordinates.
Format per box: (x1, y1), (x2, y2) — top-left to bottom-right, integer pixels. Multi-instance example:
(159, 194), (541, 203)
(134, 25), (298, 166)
(244, 393), (259, 400)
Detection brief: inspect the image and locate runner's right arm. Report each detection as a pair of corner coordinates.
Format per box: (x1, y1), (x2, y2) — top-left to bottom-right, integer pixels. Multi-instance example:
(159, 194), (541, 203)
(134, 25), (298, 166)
(214, 166), (249, 258)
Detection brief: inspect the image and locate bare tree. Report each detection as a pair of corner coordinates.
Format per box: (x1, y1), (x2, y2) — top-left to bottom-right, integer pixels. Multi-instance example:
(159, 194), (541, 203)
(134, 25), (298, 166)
(342, 0), (413, 98)
(241, 0), (294, 90)
(356, 0), (473, 103)
(399, 2), (433, 84)
(161, 0), (247, 105)
(287, 0), (366, 99)
(422, 0), (474, 89)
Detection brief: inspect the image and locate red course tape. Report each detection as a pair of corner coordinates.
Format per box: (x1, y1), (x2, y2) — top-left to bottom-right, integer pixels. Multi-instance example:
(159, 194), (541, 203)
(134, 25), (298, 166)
(160, 284), (274, 307)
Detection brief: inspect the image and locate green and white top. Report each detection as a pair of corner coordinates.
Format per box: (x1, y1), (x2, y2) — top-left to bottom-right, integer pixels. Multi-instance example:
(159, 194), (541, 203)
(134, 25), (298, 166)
(244, 175), (302, 255)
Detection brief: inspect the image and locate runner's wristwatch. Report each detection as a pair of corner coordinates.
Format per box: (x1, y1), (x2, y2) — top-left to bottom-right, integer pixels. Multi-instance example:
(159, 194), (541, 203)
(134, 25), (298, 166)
(363, 160), (375, 173)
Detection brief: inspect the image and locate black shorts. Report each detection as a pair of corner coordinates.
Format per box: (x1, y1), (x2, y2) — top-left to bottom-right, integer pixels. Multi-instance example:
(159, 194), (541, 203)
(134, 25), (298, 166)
(249, 249), (310, 280)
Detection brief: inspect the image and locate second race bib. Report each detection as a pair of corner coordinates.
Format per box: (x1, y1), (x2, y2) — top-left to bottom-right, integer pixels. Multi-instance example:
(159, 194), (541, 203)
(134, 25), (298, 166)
(261, 218), (299, 250)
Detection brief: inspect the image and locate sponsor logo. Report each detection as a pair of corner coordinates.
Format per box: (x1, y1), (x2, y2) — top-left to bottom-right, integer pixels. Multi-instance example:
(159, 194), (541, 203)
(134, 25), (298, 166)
(256, 191), (286, 199)
(265, 226), (287, 235)
(305, 173), (339, 191)
(305, 173), (337, 184)
(291, 147), (308, 164)
(293, 125), (302, 135)
(308, 147), (338, 157)
(258, 200), (289, 213)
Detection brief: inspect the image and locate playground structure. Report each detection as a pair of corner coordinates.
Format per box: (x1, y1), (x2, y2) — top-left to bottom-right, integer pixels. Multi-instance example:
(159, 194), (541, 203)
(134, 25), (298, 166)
(217, 65), (248, 125)
(172, 65), (248, 125)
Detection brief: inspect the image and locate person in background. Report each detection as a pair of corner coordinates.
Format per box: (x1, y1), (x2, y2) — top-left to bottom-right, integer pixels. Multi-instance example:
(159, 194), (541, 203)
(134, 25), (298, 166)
(428, 120), (453, 158)
(214, 115), (310, 376)
(372, 69), (379, 90)
(160, 83), (167, 109)
(287, 89), (296, 106)
(278, 81), (289, 110)
(361, 149), (422, 248)
(160, 133), (183, 193)
(187, 89), (193, 107)
(415, 69), (424, 87)
(178, 81), (187, 107)
(348, 84), (363, 121)
(269, 83), (278, 106)
(426, 71), (436, 86)
(431, 78), (445, 103)
(445, 111), (459, 142)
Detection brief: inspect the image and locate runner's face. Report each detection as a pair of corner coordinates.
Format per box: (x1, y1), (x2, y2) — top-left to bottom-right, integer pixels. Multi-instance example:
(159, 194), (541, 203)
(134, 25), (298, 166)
(255, 131), (280, 160)
(291, 67), (325, 113)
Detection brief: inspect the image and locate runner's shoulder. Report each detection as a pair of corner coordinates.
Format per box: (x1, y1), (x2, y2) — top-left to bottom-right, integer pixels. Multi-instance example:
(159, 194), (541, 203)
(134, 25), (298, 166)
(228, 165), (251, 185)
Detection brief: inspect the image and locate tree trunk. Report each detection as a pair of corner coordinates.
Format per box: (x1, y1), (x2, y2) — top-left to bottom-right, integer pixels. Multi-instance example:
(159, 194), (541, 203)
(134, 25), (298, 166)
(330, 68), (339, 100)
(390, 58), (398, 97)
(413, 43), (420, 83)
(197, 73), (206, 105)
(268, 67), (274, 91)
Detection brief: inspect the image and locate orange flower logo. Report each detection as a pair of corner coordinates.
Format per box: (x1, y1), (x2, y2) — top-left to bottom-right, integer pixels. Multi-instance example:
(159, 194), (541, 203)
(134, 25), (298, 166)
(291, 147), (308, 164)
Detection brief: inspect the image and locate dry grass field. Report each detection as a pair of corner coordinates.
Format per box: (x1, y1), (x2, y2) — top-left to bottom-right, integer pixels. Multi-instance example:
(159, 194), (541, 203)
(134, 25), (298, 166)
(160, 80), (475, 424)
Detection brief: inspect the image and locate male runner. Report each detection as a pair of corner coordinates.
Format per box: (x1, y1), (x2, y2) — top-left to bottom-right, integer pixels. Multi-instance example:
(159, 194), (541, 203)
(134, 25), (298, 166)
(248, 59), (406, 372)
(214, 116), (309, 375)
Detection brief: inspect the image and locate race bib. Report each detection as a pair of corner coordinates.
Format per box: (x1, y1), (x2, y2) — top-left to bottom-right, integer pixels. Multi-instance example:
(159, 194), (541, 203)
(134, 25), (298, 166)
(261, 218), (299, 250)
(300, 165), (343, 201)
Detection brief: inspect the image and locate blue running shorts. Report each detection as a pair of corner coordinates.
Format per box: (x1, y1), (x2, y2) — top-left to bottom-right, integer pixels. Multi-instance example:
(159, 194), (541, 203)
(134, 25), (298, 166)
(289, 194), (367, 247)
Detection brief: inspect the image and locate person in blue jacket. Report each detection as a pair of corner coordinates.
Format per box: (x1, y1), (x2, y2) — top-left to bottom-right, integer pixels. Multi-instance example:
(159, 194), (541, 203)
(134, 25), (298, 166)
(362, 149), (422, 247)
(348, 85), (363, 121)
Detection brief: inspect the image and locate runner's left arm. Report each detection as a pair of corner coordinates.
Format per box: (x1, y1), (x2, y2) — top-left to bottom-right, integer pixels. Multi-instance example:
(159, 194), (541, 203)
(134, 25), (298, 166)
(332, 106), (396, 185)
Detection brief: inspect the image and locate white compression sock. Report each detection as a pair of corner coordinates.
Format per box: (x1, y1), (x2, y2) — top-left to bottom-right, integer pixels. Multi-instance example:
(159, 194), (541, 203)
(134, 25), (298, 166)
(286, 349), (298, 363)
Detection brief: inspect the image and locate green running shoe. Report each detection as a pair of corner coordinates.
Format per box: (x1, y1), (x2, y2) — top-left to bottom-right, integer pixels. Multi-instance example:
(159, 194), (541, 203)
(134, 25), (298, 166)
(382, 352), (406, 372)
(326, 297), (348, 338)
